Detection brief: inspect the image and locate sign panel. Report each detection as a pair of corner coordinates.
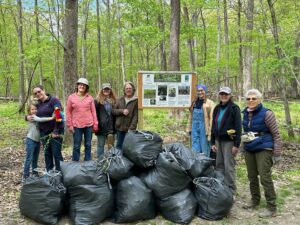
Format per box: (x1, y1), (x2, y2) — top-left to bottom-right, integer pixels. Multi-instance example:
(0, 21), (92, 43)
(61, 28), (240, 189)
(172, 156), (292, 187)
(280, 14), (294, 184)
(138, 71), (196, 109)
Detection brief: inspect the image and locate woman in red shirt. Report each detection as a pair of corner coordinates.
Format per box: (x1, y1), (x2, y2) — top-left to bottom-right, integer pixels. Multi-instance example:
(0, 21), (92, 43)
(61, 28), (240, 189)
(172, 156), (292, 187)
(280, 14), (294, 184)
(66, 78), (98, 161)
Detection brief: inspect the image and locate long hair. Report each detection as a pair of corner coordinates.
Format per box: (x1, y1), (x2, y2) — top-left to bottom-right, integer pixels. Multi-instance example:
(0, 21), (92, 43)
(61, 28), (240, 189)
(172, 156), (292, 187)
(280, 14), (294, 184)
(96, 88), (117, 105)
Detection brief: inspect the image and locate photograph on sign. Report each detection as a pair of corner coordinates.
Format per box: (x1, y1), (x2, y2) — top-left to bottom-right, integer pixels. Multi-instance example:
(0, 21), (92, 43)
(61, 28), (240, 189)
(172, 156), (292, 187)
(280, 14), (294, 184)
(141, 73), (193, 107)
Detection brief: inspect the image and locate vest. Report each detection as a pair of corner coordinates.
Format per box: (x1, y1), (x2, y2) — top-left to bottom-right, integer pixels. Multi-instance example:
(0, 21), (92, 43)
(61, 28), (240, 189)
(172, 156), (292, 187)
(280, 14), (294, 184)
(242, 104), (273, 152)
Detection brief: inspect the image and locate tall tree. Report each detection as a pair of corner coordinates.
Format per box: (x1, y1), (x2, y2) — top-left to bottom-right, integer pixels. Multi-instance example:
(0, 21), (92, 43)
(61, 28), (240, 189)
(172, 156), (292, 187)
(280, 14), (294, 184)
(237, 0), (243, 94)
(243, 0), (254, 92)
(183, 4), (195, 70)
(96, 0), (102, 89)
(267, 0), (294, 137)
(17, 0), (25, 112)
(117, 1), (125, 84)
(223, 0), (229, 86)
(64, 0), (78, 102)
(34, 0), (43, 85)
(158, 0), (167, 70)
(169, 0), (180, 71)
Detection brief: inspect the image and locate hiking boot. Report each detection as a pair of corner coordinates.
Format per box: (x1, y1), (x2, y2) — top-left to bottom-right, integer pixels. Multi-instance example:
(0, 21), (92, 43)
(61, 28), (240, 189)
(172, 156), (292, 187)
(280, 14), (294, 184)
(107, 134), (115, 149)
(258, 208), (276, 218)
(243, 201), (259, 210)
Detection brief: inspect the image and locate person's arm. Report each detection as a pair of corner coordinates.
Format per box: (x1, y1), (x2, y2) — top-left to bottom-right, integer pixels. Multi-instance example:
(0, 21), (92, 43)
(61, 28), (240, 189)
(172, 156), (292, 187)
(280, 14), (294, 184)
(211, 107), (217, 152)
(91, 98), (98, 132)
(53, 98), (64, 135)
(265, 110), (282, 157)
(112, 99), (125, 116)
(128, 100), (138, 131)
(32, 114), (54, 122)
(207, 100), (215, 141)
(66, 95), (73, 131)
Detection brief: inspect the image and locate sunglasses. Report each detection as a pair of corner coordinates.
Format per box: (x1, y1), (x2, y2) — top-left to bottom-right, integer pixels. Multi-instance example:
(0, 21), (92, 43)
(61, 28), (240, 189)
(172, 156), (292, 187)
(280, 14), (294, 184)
(219, 92), (229, 96)
(103, 88), (110, 91)
(34, 90), (42, 95)
(246, 97), (257, 101)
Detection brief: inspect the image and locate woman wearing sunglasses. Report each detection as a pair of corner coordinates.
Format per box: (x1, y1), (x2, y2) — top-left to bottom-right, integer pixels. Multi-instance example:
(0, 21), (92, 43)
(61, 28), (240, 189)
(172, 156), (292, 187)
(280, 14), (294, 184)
(242, 89), (282, 218)
(211, 86), (241, 195)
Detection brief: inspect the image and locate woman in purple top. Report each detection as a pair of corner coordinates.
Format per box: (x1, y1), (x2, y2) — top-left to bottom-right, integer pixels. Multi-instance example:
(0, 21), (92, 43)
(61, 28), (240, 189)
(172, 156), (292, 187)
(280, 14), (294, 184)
(27, 85), (64, 171)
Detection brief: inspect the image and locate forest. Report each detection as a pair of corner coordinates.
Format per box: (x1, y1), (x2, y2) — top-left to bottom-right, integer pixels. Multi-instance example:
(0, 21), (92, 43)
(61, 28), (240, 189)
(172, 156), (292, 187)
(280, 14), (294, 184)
(0, 0), (299, 224)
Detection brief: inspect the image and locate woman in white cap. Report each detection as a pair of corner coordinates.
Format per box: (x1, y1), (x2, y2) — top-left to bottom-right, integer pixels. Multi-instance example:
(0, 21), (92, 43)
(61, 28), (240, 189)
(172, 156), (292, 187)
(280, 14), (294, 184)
(211, 86), (241, 194)
(94, 83), (117, 158)
(66, 78), (98, 161)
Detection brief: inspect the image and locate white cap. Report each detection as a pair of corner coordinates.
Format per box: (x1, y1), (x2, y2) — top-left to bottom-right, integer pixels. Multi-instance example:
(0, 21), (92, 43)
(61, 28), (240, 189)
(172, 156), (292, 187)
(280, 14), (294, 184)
(102, 83), (111, 89)
(77, 78), (89, 86)
(219, 87), (232, 94)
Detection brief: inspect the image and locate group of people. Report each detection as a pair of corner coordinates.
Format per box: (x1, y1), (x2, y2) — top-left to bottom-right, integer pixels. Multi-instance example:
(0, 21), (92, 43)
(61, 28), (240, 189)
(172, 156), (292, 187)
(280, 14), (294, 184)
(188, 84), (282, 218)
(24, 78), (138, 176)
(23, 79), (281, 218)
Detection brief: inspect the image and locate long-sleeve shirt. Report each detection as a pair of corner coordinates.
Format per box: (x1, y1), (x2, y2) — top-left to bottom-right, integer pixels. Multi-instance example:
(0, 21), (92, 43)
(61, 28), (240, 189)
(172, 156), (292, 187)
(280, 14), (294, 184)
(36, 95), (64, 135)
(66, 93), (98, 129)
(27, 115), (54, 142)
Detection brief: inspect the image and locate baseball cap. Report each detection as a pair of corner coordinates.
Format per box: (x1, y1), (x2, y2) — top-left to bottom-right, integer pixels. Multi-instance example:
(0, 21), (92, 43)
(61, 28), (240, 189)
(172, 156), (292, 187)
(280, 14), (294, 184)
(219, 87), (232, 94)
(102, 83), (111, 89)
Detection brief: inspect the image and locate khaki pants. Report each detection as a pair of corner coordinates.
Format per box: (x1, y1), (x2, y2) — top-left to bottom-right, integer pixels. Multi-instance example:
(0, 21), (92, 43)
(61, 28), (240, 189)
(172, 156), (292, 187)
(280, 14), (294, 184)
(244, 150), (276, 210)
(215, 140), (236, 193)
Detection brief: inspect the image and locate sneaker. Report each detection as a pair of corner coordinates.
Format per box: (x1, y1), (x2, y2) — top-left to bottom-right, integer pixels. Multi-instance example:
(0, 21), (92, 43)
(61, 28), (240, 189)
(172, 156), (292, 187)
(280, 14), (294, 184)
(258, 208), (276, 218)
(243, 201), (259, 210)
(107, 134), (115, 149)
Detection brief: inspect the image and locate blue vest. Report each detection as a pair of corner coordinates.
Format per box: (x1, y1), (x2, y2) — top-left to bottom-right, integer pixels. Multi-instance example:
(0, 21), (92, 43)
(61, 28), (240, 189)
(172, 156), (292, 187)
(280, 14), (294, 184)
(242, 104), (273, 152)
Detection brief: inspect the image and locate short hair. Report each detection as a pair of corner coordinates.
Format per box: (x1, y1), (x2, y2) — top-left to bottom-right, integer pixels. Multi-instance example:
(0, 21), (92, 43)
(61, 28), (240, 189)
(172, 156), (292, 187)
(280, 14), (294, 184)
(32, 84), (44, 91)
(123, 81), (136, 95)
(245, 89), (263, 99)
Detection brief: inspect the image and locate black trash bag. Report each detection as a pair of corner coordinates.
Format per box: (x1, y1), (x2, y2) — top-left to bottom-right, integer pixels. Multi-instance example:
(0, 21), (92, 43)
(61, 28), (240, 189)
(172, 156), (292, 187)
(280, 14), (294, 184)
(115, 176), (156, 223)
(164, 142), (195, 170)
(123, 130), (163, 168)
(100, 147), (134, 180)
(19, 171), (66, 225)
(141, 151), (191, 199)
(193, 177), (233, 220)
(157, 189), (197, 224)
(188, 153), (215, 178)
(61, 161), (103, 187)
(68, 179), (114, 225)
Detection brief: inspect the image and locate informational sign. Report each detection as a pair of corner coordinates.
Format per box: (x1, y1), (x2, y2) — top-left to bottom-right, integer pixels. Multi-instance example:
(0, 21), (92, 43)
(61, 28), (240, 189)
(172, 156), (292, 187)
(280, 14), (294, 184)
(137, 71), (196, 109)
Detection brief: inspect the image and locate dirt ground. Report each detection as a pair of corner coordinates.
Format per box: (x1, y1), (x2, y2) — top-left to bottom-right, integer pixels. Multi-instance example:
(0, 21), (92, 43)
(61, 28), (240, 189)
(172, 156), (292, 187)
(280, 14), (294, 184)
(0, 135), (299, 225)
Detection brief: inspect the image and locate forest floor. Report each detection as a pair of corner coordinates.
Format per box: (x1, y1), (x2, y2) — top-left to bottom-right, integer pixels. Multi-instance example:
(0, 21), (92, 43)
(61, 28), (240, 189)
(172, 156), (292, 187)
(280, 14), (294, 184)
(0, 112), (300, 225)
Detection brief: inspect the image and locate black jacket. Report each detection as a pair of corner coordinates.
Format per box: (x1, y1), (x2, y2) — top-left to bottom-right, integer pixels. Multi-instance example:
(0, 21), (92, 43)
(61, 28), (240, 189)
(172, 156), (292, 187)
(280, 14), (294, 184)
(94, 100), (115, 135)
(211, 100), (241, 147)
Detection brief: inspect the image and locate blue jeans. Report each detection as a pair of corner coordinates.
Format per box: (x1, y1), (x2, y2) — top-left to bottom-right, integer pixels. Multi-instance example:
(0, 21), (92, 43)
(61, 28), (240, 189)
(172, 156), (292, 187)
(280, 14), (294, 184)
(40, 132), (64, 171)
(116, 130), (127, 150)
(97, 134), (106, 158)
(23, 138), (40, 178)
(72, 126), (92, 161)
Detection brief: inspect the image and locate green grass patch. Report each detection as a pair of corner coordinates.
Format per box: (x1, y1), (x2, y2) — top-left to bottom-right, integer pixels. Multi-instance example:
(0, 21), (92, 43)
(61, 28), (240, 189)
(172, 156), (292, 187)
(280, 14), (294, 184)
(236, 165), (249, 184)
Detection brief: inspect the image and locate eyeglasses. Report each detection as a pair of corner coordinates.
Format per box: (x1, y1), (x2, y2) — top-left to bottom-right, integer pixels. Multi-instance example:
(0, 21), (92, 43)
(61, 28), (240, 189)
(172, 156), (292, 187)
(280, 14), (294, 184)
(219, 92), (229, 96)
(103, 88), (110, 91)
(34, 90), (42, 95)
(246, 97), (257, 101)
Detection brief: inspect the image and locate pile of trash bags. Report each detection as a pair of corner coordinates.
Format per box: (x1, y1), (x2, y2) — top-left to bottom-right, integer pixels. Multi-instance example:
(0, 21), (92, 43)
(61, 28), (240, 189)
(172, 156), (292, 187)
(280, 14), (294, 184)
(19, 130), (233, 225)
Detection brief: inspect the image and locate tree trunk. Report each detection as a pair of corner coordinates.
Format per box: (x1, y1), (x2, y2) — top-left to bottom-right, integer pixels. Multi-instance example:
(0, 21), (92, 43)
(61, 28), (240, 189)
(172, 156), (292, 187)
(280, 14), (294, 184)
(291, 26), (300, 98)
(35, 0), (43, 86)
(183, 5), (195, 71)
(96, 0), (102, 90)
(169, 0), (180, 71)
(64, 0), (78, 99)
(267, 0), (294, 137)
(17, 0), (25, 112)
(199, 7), (207, 68)
(223, 0), (229, 86)
(117, 2), (125, 84)
(192, 11), (199, 69)
(243, 0), (254, 93)
(237, 0), (243, 96)
(81, 1), (89, 78)
(158, 0), (167, 70)
(104, 0), (112, 64)
(216, 0), (221, 88)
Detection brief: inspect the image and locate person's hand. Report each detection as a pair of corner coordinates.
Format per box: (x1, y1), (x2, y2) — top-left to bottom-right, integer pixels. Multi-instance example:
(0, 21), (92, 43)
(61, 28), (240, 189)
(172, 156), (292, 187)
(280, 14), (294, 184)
(123, 109), (129, 116)
(211, 145), (217, 153)
(68, 127), (74, 134)
(51, 133), (60, 138)
(273, 156), (281, 166)
(232, 146), (239, 157)
(93, 125), (99, 133)
(27, 115), (34, 122)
